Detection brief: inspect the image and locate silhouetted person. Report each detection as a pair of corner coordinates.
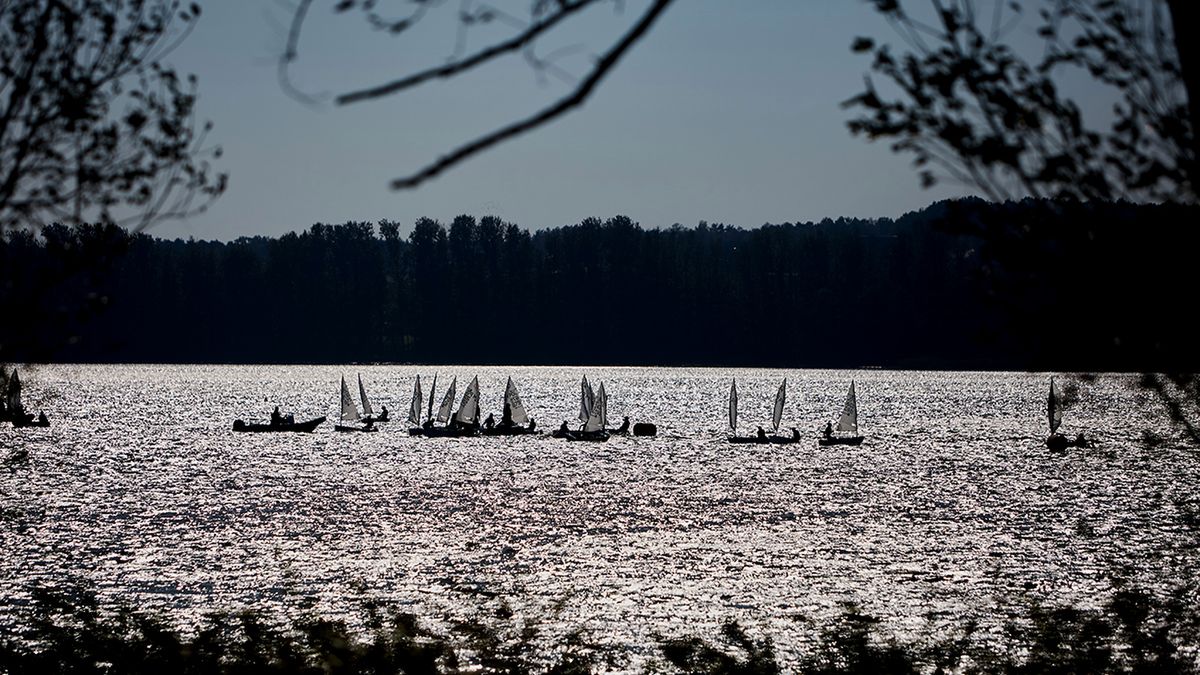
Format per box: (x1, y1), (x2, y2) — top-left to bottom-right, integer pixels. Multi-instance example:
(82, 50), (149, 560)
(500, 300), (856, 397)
(484, 413), (495, 430)
(559, 421), (569, 435)
(379, 404), (388, 421)
(616, 416), (630, 433)
(1075, 432), (1088, 447)
(823, 421), (833, 439)
(37, 412), (47, 426)
(528, 419), (536, 432)
(271, 406), (282, 426)
(423, 418), (433, 429)
(791, 427), (800, 441)
(757, 425), (767, 441)
(364, 418), (375, 430)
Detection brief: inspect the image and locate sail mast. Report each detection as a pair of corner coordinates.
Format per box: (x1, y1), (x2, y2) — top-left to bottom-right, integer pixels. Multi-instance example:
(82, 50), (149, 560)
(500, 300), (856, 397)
(773, 379), (786, 432)
(1048, 377), (1062, 434)
(340, 376), (359, 421)
(729, 379), (738, 433)
(408, 375), (423, 426)
(835, 380), (858, 434)
(358, 374), (374, 416)
(427, 374), (437, 424)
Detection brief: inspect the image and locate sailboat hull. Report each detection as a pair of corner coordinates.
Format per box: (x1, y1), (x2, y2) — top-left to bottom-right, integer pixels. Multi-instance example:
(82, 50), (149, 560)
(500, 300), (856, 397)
(727, 436), (769, 444)
(481, 426), (541, 436)
(334, 424), (379, 433)
(409, 425), (480, 437)
(818, 436), (864, 446)
(11, 415), (49, 428)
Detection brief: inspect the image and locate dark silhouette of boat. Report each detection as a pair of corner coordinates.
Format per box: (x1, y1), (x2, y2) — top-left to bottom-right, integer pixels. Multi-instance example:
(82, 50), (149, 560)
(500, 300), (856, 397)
(233, 416), (326, 433)
(726, 379), (797, 443)
(410, 376), (483, 437)
(4, 369), (49, 429)
(1044, 377), (1091, 450)
(335, 423), (379, 432)
(632, 422), (657, 437)
(11, 414), (50, 429)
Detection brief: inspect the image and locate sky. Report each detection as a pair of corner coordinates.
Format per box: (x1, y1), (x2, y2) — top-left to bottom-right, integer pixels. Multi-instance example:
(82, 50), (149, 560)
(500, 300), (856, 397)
(159, 0), (989, 241)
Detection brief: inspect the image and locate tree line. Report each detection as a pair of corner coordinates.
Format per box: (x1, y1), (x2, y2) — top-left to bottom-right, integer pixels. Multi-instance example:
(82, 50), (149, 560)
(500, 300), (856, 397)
(2, 198), (1196, 370)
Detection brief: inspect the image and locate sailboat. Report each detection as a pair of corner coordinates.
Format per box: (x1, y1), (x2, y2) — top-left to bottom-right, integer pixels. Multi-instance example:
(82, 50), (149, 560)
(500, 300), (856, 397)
(819, 380), (864, 445)
(1045, 377), (1089, 450)
(5, 369), (49, 428)
(483, 376), (539, 435)
(407, 374), (423, 427)
(409, 375), (465, 437)
(727, 378), (797, 443)
(451, 376), (482, 435)
(564, 380), (610, 441)
(359, 374), (388, 422)
(335, 375), (378, 432)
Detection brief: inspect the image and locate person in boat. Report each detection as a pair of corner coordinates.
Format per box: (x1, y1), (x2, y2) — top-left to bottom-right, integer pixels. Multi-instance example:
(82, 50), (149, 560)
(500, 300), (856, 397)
(757, 426), (767, 441)
(423, 418), (434, 430)
(558, 421), (569, 435)
(271, 406), (283, 426)
(37, 412), (47, 426)
(823, 421), (833, 439)
(379, 404), (388, 421)
(484, 413), (496, 430)
(363, 417), (375, 431)
(527, 419), (536, 432)
(791, 427), (800, 442)
(616, 416), (630, 434)
(1074, 432), (1088, 447)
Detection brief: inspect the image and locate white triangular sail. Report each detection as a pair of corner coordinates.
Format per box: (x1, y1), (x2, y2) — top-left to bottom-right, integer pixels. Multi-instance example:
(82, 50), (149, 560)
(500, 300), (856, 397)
(729, 379), (738, 432)
(773, 378), (786, 432)
(408, 375), (423, 426)
(504, 377), (529, 425)
(358, 374), (374, 416)
(583, 381), (605, 433)
(1048, 377), (1062, 434)
(340, 375), (359, 422)
(6, 369), (22, 415)
(835, 380), (858, 433)
(578, 376), (595, 423)
(436, 377), (457, 424)
(455, 376), (480, 425)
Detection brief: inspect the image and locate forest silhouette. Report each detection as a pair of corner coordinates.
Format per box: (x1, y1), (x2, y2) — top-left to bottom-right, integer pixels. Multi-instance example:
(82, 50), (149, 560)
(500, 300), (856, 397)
(2, 198), (1194, 370)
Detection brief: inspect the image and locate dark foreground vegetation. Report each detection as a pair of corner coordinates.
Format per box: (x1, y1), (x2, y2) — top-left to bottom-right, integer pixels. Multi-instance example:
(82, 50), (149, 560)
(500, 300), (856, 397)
(0, 581), (1196, 674)
(2, 198), (1197, 370)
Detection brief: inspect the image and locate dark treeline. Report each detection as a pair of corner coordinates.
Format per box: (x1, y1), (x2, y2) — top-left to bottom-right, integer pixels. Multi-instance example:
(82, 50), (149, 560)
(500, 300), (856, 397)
(3, 198), (1197, 369)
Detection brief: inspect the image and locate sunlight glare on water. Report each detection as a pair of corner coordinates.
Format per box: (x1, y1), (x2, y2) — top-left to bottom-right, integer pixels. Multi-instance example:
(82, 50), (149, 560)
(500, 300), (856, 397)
(2, 365), (1198, 664)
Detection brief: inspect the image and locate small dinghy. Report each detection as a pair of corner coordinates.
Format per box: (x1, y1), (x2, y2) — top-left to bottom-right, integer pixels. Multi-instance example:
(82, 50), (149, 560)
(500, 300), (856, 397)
(233, 416), (326, 433)
(4, 369), (49, 429)
(727, 379), (795, 443)
(558, 380), (610, 441)
(1045, 377), (1090, 450)
(819, 381), (864, 446)
(483, 377), (541, 435)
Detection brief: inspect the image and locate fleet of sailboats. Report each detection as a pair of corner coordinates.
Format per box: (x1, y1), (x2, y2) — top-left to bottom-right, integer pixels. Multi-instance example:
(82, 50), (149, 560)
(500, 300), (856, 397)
(227, 372), (1088, 449)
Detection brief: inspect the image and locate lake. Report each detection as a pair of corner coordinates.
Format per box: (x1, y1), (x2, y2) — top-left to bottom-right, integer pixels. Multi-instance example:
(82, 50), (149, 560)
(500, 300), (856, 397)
(2, 365), (1197, 666)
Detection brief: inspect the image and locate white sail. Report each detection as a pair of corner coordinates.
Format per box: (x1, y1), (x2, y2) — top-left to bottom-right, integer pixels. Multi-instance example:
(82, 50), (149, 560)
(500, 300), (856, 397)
(729, 379), (738, 432)
(436, 377), (457, 424)
(772, 378), (786, 432)
(340, 375), (359, 421)
(578, 376), (595, 423)
(1048, 377), (1062, 434)
(408, 375), (423, 425)
(583, 381), (605, 432)
(6, 368), (22, 415)
(455, 376), (480, 425)
(504, 377), (529, 425)
(597, 382), (608, 428)
(358, 374), (374, 416)
(835, 380), (858, 433)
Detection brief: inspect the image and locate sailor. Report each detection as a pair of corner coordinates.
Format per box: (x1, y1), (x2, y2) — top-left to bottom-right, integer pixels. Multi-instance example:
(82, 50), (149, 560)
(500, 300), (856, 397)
(1075, 432), (1088, 447)
(423, 418), (434, 429)
(791, 427), (800, 442)
(823, 421), (833, 439)
(37, 411), (48, 426)
(757, 425), (767, 441)
(616, 416), (630, 433)
(558, 421), (569, 435)
(364, 417), (375, 430)
(271, 406), (283, 426)
(379, 404), (388, 420)
(527, 419), (536, 432)
(484, 413), (496, 430)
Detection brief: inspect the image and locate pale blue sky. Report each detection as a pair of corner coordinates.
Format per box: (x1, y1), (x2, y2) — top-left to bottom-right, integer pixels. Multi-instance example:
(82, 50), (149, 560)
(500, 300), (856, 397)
(161, 1), (992, 240)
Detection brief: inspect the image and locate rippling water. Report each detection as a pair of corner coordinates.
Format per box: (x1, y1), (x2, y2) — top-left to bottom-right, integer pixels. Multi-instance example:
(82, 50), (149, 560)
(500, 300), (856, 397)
(2, 366), (1198, 665)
